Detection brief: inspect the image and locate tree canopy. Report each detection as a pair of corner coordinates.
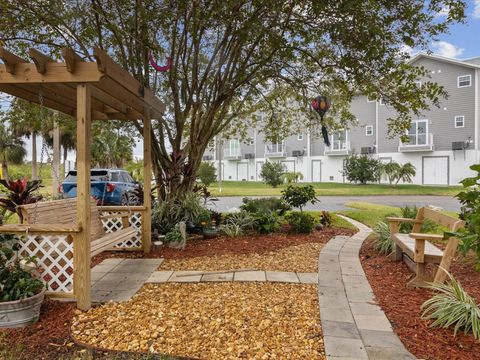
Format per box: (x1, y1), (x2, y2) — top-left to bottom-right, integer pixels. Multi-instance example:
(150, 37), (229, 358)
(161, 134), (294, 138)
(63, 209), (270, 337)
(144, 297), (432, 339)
(0, 0), (466, 197)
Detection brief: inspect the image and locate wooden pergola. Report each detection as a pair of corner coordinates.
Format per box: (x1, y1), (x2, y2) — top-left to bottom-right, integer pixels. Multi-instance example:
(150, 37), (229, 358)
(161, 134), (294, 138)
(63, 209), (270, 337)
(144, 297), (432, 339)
(0, 46), (165, 310)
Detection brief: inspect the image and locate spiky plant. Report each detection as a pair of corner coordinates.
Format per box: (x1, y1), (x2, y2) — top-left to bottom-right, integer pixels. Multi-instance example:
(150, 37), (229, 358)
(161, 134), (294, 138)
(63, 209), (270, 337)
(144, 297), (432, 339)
(372, 221), (394, 254)
(421, 271), (480, 339)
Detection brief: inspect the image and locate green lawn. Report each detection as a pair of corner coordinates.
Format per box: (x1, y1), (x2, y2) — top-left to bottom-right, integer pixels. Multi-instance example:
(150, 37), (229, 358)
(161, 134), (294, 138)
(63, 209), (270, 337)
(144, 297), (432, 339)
(209, 181), (461, 197)
(337, 202), (401, 228)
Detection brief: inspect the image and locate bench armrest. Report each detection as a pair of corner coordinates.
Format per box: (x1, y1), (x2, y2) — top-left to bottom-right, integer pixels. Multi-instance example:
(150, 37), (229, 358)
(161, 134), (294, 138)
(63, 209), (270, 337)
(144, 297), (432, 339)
(385, 217), (423, 224)
(409, 233), (443, 241)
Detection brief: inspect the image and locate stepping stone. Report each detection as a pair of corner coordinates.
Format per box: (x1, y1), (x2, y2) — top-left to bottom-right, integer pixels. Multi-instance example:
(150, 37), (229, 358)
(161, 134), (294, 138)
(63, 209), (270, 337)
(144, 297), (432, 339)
(233, 271), (266, 282)
(146, 271), (173, 283)
(265, 271), (299, 283)
(201, 272), (234, 282)
(297, 272), (317, 284)
(168, 271), (203, 282)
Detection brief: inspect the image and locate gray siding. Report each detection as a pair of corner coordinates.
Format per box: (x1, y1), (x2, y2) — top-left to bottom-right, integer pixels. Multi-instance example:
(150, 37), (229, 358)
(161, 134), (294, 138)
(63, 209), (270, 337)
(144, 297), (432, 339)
(349, 96), (376, 153)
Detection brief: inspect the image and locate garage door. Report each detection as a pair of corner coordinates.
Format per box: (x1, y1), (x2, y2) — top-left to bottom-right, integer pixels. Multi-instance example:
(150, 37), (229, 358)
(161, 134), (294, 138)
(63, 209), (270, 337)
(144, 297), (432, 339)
(256, 162), (264, 180)
(311, 160), (321, 182)
(237, 162), (248, 181)
(423, 157), (449, 185)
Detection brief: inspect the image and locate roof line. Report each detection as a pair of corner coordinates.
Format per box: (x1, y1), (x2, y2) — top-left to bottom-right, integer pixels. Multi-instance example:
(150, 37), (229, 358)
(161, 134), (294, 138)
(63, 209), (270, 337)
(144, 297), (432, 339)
(409, 53), (480, 69)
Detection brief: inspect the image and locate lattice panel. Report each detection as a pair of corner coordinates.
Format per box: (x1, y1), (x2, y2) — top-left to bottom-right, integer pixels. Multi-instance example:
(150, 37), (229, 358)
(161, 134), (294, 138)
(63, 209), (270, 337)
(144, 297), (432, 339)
(20, 233), (74, 293)
(100, 212), (143, 248)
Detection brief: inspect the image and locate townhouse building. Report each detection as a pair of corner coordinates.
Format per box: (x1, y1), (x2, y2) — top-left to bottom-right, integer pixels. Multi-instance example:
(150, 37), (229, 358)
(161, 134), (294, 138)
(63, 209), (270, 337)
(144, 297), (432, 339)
(203, 53), (480, 185)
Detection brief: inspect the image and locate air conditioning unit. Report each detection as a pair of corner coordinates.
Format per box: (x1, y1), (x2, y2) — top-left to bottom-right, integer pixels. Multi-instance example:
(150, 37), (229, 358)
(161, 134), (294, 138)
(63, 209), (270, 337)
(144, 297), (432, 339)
(203, 155), (213, 161)
(452, 141), (466, 150)
(292, 150), (305, 157)
(244, 153), (255, 159)
(360, 147), (375, 154)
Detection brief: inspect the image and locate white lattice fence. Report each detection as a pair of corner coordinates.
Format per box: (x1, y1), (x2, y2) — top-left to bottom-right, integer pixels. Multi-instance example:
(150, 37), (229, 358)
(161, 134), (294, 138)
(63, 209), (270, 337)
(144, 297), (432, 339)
(100, 211), (143, 248)
(20, 233), (74, 293)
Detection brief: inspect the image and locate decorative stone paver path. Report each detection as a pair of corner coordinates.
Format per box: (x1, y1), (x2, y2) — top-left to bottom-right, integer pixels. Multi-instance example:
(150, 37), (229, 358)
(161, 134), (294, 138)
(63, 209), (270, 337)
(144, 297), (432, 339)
(146, 270), (318, 284)
(91, 258), (164, 303)
(319, 215), (415, 360)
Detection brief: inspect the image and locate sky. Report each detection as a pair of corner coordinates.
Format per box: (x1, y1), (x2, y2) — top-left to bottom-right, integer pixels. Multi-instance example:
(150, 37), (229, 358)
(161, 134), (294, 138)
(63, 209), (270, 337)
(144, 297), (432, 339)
(3, 0), (480, 162)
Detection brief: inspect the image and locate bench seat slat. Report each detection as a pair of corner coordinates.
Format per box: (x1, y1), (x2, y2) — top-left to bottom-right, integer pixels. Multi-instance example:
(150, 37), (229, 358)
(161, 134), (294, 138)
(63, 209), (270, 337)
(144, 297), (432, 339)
(90, 227), (137, 257)
(393, 233), (444, 263)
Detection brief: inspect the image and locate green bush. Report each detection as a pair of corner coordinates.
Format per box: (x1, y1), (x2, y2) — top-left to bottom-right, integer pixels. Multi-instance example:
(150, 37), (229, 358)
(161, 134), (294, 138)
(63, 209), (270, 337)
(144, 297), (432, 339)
(319, 211), (333, 228)
(164, 228), (183, 244)
(252, 210), (280, 234)
(241, 197), (291, 215)
(282, 171), (304, 184)
(343, 154), (382, 184)
(260, 161), (284, 188)
(285, 212), (315, 234)
(281, 184), (318, 212)
(398, 205), (437, 233)
(196, 162), (217, 187)
(372, 221), (394, 254)
(219, 223), (243, 237)
(421, 271), (480, 339)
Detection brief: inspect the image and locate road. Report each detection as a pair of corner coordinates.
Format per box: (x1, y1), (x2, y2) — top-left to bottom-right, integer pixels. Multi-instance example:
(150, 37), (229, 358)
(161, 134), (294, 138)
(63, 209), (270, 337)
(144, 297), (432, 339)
(209, 195), (461, 212)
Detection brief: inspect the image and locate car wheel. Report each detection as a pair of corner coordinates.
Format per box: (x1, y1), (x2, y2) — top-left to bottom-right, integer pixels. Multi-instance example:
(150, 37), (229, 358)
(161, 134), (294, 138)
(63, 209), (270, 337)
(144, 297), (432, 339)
(121, 194), (129, 206)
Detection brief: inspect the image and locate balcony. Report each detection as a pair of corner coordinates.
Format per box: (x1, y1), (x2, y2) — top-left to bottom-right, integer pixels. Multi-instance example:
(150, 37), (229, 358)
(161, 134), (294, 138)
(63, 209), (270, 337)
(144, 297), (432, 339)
(265, 144), (287, 158)
(398, 133), (434, 152)
(324, 141), (351, 156)
(223, 147), (242, 160)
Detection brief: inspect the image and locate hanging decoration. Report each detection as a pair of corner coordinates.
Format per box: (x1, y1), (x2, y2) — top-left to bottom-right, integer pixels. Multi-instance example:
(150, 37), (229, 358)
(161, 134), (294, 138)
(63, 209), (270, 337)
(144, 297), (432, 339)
(311, 95), (331, 147)
(149, 50), (172, 72)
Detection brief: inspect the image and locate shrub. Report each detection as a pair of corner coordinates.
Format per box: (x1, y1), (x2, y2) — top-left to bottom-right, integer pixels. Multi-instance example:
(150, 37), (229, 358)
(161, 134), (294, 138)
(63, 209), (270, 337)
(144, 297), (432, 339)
(282, 171), (304, 184)
(219, 224), (243, 237)
(0, 179), (43, 223)
(398, 205), (437, 233)
(372, 221), (394, 254)
(196, 162), (217, 187)
(164, 228), (183, 244)
(193, 183), (218, 206)
(285, 212), (315, 234)
(343, 154), (382, 184)
(0, 234), (44, 302)
(421, 271), (480, 339)
(195, 209), (212, 229)
(223, 210), (254, 229)
(319, 211), (333, 228)
(241, 197), (291, 215)
(252, 210), (280, 234)
(260, 162), (285, 188)
(281, 184), (318, 212)
(209, 209), (223, 227)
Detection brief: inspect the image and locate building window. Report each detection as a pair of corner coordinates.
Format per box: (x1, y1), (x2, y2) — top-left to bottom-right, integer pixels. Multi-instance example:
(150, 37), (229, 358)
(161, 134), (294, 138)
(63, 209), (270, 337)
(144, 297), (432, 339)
(330, 130), (348, 150)
(458, 75), (471, 88)
(365, 125), (373, 136)
(297, 134), (303, 141)
(455, 115), (465, 128)
(405, 120), (428, 145)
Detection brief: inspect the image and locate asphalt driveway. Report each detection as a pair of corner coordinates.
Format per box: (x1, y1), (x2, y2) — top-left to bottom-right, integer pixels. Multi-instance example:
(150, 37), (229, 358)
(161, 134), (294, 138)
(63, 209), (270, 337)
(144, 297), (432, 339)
(209, 195), (460, 212)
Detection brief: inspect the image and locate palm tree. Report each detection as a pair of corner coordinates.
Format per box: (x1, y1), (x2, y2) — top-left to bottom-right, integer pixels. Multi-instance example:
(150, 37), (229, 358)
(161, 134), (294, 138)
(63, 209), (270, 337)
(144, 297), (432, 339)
(0, 122), (27, 181)
(395, 162), (416, 186)
(91, 123), (134, 168)
(382, 161), (401, 185)
(7, 99), (43, 180)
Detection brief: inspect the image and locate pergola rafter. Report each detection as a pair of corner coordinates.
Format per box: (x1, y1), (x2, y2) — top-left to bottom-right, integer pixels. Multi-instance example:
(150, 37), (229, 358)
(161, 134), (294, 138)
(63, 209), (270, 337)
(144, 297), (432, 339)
(0, 46), (161, 310)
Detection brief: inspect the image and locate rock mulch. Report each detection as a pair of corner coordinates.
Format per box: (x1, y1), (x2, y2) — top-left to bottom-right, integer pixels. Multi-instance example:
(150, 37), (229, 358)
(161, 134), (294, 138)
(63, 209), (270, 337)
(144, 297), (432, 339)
(159, 242), (325, 273)
(72, 282), (324, 360)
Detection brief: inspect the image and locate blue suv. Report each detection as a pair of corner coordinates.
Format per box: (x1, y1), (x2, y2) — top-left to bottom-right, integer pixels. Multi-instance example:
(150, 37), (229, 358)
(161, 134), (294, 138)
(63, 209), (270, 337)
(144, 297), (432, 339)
(60, 169), (139, 205)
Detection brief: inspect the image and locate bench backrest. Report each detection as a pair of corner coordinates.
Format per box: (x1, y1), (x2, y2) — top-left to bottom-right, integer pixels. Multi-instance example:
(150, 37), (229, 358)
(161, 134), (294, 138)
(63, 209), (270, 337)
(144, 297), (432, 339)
(20, 198), (105, 240)
(415, 207), (465, 232)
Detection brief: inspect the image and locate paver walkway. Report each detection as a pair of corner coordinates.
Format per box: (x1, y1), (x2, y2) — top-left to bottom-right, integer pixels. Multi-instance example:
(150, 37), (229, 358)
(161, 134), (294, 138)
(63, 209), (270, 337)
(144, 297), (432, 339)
(91, 258), (164, 303)
(319, 215), (415, 360)
(146, 270), (318, 284)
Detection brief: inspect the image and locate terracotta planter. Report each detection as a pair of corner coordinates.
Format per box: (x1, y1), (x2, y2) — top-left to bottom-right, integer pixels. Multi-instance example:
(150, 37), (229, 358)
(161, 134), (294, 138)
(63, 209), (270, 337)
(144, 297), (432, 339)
(0, 288), (45, 328)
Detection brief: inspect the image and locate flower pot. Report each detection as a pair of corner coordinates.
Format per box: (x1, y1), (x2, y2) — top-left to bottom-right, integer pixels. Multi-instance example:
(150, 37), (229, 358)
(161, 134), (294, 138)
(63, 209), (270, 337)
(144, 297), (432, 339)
(202, 228), (218, 239)
(0, 288), (45, 329)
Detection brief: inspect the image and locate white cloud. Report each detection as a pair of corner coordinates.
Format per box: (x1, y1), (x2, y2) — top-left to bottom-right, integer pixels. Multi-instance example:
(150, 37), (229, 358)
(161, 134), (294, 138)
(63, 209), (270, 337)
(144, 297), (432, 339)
(473, 0), (480, 18)
(431, 41), (464, 58)
(399, 44), (416, 57)
(435, 6), (450, 18)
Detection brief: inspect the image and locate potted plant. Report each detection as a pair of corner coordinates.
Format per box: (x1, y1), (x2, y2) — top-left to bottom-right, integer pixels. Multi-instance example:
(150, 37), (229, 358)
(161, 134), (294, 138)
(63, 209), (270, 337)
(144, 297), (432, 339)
(0, 233), (45, 328)
(197, 210), (218, 239)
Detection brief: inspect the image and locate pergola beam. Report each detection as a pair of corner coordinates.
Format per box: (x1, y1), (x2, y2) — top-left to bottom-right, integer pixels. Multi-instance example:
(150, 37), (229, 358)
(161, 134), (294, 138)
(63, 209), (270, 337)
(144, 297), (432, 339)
(29, 48), (55, 74)
(0, 47), (27, 74)
(61, 47), (83, 73)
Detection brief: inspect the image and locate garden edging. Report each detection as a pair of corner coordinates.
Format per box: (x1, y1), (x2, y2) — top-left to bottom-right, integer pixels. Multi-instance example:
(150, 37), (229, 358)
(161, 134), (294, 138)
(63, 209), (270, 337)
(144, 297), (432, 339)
(318, 215), (415, 360)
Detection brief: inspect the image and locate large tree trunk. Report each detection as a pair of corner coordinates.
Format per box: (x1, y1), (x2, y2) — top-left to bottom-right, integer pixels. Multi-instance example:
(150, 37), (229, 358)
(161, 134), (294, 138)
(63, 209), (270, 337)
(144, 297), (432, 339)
(31, 132), (37, 180)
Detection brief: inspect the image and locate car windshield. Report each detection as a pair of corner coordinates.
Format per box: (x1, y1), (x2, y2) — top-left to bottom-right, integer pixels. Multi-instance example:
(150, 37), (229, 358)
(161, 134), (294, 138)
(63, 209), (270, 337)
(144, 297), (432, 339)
(65, 170), (109, 182)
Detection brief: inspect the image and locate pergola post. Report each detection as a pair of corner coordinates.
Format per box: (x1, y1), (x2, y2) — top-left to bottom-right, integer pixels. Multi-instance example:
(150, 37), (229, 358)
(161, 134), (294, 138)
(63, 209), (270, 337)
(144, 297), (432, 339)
(142, 111), (152, 253)
(74, 84), (92, 310)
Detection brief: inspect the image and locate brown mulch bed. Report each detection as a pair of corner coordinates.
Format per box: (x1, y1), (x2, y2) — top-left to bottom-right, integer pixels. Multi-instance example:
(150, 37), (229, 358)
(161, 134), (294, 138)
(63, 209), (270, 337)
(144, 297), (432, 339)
(92, 226), (354, 267)
(360, 238), (480, 360)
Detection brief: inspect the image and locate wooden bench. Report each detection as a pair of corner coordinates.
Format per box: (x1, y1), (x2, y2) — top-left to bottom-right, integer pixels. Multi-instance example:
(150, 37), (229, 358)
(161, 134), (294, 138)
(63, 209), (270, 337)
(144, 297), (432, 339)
(386, 207), (465, 288)
(20, 198), (138, 257)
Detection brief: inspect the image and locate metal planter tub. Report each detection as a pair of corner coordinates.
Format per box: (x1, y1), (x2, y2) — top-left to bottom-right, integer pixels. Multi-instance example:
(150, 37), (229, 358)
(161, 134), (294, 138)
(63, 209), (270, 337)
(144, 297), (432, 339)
(0, 288), (45, 328)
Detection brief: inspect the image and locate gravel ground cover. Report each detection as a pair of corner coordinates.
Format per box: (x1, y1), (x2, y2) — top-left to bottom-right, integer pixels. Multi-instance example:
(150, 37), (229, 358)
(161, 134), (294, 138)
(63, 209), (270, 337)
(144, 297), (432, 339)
(160, 242), (325, 273)
(72, 282), (324, 360)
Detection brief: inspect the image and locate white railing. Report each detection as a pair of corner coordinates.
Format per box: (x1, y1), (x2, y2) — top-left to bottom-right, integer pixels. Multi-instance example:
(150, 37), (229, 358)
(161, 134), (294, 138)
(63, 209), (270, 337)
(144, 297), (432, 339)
(325, 141), (350, 155)
(399, 133), (434, 152)
(224, 147), (241, 159)
(265, 143), (287, 157)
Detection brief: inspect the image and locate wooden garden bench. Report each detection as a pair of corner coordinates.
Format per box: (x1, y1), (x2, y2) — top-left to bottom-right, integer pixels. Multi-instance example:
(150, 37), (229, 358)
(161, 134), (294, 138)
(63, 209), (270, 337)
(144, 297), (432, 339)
(19, 198), (138, 257)
(386, 207), (465, 288)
